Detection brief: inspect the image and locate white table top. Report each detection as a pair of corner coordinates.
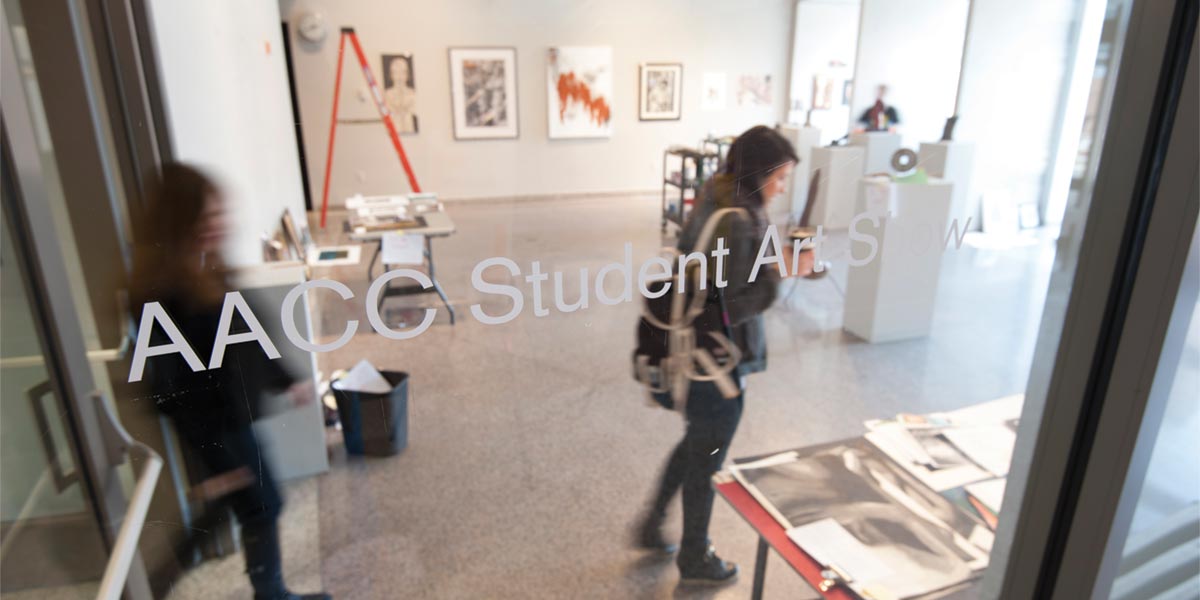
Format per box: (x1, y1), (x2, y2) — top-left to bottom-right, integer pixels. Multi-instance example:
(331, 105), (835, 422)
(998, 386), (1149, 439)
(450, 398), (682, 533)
(347, 210), (456, 241)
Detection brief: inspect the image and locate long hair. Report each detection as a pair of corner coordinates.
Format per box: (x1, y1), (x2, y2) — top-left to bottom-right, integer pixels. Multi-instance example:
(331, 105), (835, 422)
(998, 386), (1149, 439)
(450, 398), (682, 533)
(722, 125), (799, 208)
(129, 163), (228, 311)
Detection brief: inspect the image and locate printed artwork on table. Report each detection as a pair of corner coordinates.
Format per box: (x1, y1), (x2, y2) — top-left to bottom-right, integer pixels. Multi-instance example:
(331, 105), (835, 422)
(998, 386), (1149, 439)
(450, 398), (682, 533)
(449, 47), (519, 140)
(381, 54), (418, 134)
(736, 74), (773, 107)
(547, 46), (613, 138)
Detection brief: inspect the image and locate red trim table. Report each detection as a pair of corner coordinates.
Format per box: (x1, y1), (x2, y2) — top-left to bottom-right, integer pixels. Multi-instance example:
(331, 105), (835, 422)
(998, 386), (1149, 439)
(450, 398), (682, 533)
(715, 478), (858, 600)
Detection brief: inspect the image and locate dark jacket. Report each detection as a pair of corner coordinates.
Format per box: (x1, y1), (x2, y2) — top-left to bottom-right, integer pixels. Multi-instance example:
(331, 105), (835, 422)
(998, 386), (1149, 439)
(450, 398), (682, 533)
(141, 293), (296, 439)
(677, 175), (779, 374)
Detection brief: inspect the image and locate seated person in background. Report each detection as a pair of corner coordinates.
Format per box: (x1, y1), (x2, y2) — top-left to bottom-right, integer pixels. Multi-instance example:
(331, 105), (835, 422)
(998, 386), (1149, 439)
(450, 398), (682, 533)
(857, 84), (901, 132)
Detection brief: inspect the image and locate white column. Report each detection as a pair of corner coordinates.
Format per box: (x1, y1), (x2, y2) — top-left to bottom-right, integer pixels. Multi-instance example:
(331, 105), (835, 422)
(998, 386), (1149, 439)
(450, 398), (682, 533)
(843, 177), (954, 343)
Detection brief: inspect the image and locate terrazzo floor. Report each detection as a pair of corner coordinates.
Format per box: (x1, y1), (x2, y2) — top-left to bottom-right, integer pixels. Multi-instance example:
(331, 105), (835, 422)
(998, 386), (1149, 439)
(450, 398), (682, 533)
(171, 193), (1059, 599)
(297, 194), (1055, 600)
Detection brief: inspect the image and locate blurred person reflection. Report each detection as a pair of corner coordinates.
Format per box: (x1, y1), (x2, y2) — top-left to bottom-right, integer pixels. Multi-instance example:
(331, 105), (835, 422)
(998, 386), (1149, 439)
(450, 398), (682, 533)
(634, 126), (813, 585)
(129, 163), (331, 600)
(857, 84), (901, 132)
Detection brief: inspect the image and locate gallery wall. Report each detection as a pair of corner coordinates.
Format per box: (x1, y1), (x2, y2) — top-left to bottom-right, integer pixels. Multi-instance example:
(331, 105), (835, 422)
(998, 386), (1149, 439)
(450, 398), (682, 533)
(786, 0), (861, 145)
(280, 0), (793, 203)
(147, 0), (308, 266)
(850, 0), (969, 149)
(954, 0), (1085, 227)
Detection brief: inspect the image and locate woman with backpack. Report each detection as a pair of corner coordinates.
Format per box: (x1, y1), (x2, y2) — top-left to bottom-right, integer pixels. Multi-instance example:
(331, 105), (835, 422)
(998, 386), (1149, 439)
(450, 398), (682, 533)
(635, 125), (812, 585)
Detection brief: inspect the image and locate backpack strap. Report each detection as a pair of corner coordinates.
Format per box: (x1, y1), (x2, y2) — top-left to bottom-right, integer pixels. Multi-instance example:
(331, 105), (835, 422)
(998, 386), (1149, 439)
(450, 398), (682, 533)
(682, 207), (750, 320)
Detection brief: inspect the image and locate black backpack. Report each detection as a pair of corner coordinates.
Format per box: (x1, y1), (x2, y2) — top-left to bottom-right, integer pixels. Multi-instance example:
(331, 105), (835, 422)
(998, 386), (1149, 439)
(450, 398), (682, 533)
(632, 208), (747, 410)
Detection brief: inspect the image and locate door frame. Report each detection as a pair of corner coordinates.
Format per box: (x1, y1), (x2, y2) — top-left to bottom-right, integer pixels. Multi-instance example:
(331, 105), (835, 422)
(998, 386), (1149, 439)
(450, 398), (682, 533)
(1, 6), (152, 598)
(982, 0), (1198, 596)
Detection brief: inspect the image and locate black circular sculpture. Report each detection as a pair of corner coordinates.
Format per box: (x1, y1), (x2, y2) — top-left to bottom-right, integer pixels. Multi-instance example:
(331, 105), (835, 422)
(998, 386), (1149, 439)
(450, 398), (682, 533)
(891, 148), (918, 173)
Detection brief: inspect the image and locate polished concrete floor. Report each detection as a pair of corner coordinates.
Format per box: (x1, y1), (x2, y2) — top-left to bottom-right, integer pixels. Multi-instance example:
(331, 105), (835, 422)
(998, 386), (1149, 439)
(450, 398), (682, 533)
(285, 194), (1057, 600)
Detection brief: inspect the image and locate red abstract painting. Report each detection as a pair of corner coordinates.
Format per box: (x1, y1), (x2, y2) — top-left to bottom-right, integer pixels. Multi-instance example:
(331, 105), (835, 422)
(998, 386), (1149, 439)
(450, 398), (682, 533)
(555, 72), (611, 126)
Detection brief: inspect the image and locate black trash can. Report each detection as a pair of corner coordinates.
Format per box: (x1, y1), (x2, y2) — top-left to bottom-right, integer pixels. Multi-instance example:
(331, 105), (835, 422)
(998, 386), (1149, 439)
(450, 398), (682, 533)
(332, 371), (409, 456)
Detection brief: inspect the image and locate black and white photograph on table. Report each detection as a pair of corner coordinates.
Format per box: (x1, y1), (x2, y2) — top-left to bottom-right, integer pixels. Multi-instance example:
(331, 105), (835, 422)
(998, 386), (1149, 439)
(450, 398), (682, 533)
(729, 438), (992, 599)
(381, 54), (418, 134)
(448, 47), (519, 139)
(639, 63), (682, 121)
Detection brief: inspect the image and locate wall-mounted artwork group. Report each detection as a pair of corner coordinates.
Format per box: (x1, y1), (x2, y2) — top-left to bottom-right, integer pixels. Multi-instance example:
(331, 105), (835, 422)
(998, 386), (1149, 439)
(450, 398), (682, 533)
(379, 46), (775, 141)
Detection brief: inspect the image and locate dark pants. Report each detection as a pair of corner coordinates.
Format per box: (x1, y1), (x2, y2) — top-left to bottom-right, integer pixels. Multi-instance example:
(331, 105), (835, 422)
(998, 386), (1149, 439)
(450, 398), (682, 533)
(649, 381), (744, 566)
(178, 424), (286, 599)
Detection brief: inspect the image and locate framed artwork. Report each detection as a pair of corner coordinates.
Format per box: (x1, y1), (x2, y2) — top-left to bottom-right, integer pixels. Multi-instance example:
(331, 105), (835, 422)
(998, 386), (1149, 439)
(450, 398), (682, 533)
(639, 63), (682, 121)
(547, 46), (613, 138)
(812, 74), (835, 110)
(701, 72), (727, 110)
(448, 47), (519, 140)
(381, 54), (418, 133)
(736, 74), (773, 107)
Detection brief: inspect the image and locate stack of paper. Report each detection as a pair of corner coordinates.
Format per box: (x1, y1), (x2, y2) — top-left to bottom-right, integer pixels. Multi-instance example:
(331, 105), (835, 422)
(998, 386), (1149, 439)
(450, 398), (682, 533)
(381, 233), (425, 265)
(941, 426), (1016, 477)
(864, 423), (992, 492)
(331, 360), (391, 394)
(965, 479), (1006, 514)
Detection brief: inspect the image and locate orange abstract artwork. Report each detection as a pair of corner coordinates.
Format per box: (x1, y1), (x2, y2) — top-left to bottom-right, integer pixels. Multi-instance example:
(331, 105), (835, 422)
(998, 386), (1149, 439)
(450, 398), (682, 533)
(555, 72), (611, 126)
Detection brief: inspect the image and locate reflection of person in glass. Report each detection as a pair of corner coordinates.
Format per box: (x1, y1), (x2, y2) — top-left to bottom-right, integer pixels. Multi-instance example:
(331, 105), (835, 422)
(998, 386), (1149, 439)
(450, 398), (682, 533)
(383, 55), (417, 133)
(129, 164), (331, 600)
(857, 84), (900, 132)
(635, 126), (813, 585)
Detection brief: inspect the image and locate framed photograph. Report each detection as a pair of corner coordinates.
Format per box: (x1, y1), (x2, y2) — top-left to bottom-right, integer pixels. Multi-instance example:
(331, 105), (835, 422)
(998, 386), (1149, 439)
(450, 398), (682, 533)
(381, 54), (418, 134)
(639, 63), (682, 121)
(547, 46), (613, 138)
(448, 47), (519, 140)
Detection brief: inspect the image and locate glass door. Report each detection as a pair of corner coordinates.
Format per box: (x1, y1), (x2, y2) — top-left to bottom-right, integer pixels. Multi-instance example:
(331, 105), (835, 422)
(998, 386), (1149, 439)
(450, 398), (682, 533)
(1, 2), (152, 598)
(0, 201), (110, 598)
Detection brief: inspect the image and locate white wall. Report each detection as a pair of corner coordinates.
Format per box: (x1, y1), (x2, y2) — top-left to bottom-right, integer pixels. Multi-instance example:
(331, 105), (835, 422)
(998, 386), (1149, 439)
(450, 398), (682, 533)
(147, 0), (307, 266)
(280, 0), (793, 203)
(955, 0), (1082, 227)
(850, 0), (969, 149)
(786, 0), (860, 145)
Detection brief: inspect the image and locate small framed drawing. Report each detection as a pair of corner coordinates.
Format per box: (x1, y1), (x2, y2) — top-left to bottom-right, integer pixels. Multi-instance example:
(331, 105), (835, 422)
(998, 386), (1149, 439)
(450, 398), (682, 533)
(639, 63), (682, 121)
(448, 47), (519, 140)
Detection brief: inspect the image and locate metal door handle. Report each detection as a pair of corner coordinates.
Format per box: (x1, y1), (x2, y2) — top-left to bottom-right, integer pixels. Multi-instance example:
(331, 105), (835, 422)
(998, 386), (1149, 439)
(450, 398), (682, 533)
(93, 392), (162, 600)
(25, 380), (79, 492)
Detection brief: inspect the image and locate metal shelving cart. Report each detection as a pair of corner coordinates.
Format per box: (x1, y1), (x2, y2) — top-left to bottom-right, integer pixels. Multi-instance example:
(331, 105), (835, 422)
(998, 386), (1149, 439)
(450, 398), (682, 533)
(701, 135), (735, 169)
(661, 145), (719, 233)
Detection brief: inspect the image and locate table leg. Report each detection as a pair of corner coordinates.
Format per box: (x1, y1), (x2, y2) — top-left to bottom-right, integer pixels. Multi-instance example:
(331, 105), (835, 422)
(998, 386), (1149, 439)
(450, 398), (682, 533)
(367, 241), (381, 281)
(424, 236), (456, 325)
(752, 536), (768, 600)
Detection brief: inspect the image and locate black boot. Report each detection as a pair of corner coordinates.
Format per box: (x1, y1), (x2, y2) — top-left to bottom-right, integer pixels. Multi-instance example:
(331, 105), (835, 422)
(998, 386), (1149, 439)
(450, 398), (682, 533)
(633, 512), (678, 555)
(678, 544), (738, 585)
(254, 592), (332, 600)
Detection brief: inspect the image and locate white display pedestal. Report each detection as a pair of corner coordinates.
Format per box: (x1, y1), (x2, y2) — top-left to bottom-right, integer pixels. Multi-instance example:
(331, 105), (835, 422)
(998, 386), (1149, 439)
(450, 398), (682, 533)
(234, 262), (330, 481)
(808, 146), (864, 229)
(849, 132), (902, 175)
(843, 177), (953, 343)
(919, 141), (977, 231)
(779, 124), (823, 220)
